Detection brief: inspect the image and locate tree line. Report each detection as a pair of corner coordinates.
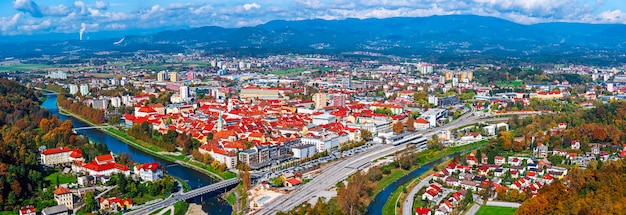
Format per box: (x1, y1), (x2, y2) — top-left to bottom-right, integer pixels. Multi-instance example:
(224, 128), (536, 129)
(57, 93), (106, 124)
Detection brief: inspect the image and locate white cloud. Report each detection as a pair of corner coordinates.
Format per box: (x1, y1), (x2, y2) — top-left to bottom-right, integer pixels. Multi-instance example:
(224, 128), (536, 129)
(94, 1), (109, 10)
(596, 10), (626, 23)
(243, 3), (261, 11)
(2, 0), (625, 36)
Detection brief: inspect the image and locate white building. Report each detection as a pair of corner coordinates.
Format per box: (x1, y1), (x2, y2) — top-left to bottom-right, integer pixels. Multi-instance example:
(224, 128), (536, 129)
(180, 85), (189, 101)
(41, 147), (83, 166)
(420, 108), (448, 127)
(312, 114), (337, 125)
(292, 144), (317, 159)
(80, 85), (89, 96)
(301, 134), (340, 152)
(46, 71), (67, 79)
(69, 84), (78, 95)
(134, 162), (163, 182)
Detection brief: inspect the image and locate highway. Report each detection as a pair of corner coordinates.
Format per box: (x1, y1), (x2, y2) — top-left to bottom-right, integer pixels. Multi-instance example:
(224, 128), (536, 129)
(257, 112), (512, 214)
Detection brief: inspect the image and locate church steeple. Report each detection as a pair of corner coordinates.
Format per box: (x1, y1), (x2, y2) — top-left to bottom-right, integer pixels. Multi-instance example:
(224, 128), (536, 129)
(217, 111), (224, 131)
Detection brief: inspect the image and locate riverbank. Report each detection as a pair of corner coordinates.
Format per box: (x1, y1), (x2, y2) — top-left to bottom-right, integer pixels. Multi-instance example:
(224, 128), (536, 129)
(57, 105), (235, 181)
(373, 140), (488, 215)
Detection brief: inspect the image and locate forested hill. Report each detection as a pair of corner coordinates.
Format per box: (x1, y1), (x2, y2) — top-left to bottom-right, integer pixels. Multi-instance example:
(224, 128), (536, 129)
(517, 159), (626, 214)
(0, 78), (109, 212)
(0, 78), (42, 126)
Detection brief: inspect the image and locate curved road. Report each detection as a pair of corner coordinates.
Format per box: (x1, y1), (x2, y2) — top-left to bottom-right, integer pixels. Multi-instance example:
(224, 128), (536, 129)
(256, 112), (516, 214)
(402, 175), (433, 215)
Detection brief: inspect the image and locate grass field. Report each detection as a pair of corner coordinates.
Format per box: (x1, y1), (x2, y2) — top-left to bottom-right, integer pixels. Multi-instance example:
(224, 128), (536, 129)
(0, 64), (53, 71)
(476, 206), (518, 215)
(45, 172), (77, 184)
(270, 68), (307, 75)
(173, 201), (189, 215)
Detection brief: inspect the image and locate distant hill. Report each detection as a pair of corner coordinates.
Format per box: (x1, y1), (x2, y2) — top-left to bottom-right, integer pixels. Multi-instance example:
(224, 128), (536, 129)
(2, 15), (626, 60)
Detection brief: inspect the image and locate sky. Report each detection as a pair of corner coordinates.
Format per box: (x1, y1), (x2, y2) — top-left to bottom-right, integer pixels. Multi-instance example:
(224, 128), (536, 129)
(2, 0), (626, 37)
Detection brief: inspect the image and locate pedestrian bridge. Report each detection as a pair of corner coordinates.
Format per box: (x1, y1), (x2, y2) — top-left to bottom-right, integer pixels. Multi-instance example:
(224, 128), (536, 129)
(72, 125), (117, 131)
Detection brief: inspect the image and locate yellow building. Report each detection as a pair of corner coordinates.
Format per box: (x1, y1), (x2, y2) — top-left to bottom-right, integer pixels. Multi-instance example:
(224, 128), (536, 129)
(445, 72), (453, 81)
(313, 93), (327, 109)
(169, 72), (178, 82)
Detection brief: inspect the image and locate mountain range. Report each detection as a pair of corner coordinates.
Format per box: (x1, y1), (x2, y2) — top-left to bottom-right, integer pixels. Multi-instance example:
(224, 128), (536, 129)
(2, 15), (626, 59)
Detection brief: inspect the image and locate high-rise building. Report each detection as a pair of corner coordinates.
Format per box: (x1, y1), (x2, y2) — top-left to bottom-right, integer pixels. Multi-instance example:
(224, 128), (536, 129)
(180, 85), (189, 101)
(467, 71), (473, 81)
(69, 84), (78, 95)
(420, 63), (433, 74)
(157, 71), (167, 82)
(313, 93), (327, 110)
(210, 60), (217, 68)
(332, 94), (347, 107)
(186, 71), (195, 80)
(80, 85), (89, 96)
(460, 72), (467, 82)
(239, 61), (245, 70)
(445, 72), (453, 81)
(169, 72), (178, 82)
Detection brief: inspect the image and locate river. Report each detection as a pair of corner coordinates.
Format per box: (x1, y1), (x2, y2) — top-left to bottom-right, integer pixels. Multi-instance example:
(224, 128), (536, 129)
(366, 154), (456, 215)
(41, 94), (232, 214)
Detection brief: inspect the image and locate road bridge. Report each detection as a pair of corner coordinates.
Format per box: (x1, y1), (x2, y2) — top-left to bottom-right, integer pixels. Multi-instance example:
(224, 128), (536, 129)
(127, 178), (240, 215)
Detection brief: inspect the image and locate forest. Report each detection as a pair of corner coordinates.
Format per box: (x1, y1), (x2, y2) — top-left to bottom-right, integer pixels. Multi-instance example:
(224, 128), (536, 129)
(517, 159), (626, 214)
(57, 93), (106, 124)
(0, 78), (111, 211)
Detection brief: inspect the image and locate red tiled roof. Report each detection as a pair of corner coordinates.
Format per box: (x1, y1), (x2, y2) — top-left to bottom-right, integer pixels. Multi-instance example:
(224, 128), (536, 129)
(53, 187), (72, 195)
(415, 118), (429, 124)
(286, 178), (301, 186)
(69, 149), (83, 158)
(95, 154), (114, 164)
(42, 147), (74, 155)
(415, 207), (430, 215)
(19, 206), (36, 214)
(138, 162), (160, 172)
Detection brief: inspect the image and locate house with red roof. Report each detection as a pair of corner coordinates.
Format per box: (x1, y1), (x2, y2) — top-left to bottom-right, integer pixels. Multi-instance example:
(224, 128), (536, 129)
(284, 178), (301, 187)
(99, 197), (133, 211)
(414, 118), (430, 130)
(53, 187), (75, 210)
(134, 162), (163, 181)
(19, 205), (36, 215)
(41, 147), (83, 166)
(72, 153), (130, 177)
(415, 207), (431, 215)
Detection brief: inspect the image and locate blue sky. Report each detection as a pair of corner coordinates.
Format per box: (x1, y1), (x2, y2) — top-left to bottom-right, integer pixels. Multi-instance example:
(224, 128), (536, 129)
(2, 0), (626, 36)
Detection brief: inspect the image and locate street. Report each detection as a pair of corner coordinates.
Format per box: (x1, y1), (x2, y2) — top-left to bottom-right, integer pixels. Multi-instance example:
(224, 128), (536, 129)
(257, 112), (515, 214)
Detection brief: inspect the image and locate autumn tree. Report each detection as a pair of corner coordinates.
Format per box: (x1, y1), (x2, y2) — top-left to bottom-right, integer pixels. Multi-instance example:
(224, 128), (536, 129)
(360, 129), (373, 141)
(406, 117), (415, 131)
(392, 121), (404, 134)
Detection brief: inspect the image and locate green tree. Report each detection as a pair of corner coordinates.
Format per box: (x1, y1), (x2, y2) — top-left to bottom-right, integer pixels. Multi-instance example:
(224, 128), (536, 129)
(84, 191), (96, 212)
(270, 177), (284, 187)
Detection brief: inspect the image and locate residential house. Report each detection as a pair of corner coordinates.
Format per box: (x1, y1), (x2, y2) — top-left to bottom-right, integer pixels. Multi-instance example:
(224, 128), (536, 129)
(571, 140), (581, 150)
(494, 156), (505, 165)
(19, 206), (36, 215)
(414, 118), (430, 130)
(99, 197), (133, 211)
(284, 178), (301, 187)
(134, 162), (163, 182)
(460, 180), (478, 192)
(53, 187), (75, 210)
(415, 207), (432, 215)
